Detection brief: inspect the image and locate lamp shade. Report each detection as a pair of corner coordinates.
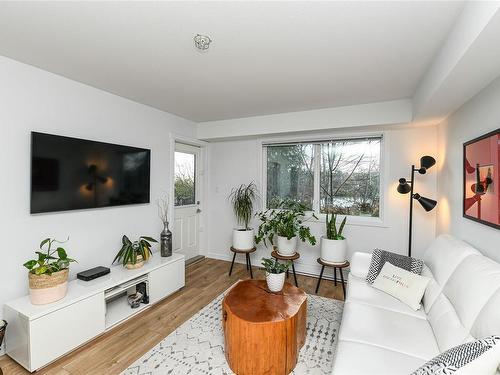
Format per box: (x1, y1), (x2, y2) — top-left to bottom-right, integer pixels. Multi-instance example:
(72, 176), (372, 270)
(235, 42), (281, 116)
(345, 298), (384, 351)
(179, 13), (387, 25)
(420, 156), (436, 170)
(413, 193), (437, 212)
(397, 178), (411, 194)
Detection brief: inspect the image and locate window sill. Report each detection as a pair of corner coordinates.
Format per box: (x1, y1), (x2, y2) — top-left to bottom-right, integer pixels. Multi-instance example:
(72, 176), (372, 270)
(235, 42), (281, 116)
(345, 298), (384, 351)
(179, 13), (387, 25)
(311, 215), (388, 228)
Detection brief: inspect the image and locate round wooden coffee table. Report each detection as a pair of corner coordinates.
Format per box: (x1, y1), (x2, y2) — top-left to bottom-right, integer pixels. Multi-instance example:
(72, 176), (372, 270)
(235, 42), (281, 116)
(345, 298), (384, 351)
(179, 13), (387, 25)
(222, 279), (307, 375)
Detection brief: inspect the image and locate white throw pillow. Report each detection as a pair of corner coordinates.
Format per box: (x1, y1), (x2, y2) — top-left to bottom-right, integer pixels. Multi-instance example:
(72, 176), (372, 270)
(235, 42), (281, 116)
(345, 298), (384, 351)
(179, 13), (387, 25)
(372, 262), (430, 310)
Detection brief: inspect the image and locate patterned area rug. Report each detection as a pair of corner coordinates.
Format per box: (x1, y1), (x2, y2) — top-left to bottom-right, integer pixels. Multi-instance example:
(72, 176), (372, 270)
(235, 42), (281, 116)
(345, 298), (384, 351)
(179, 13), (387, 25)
(123, 291), (344, 375)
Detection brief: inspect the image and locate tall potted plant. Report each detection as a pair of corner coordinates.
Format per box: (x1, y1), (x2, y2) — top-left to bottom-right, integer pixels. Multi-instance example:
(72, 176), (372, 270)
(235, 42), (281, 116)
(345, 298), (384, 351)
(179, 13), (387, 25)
(255, 199), (317, 256)
(229, 182), (258, 250)
(321, 212), (347, 264)
(23, 238), (77, 305)
(262, 257), (290, 293)
(113, 235), (158, 269)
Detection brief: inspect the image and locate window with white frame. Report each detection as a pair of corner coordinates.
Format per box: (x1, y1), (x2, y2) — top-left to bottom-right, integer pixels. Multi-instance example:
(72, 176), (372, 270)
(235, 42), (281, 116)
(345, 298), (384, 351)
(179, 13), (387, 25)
(264, 136), (382, 217)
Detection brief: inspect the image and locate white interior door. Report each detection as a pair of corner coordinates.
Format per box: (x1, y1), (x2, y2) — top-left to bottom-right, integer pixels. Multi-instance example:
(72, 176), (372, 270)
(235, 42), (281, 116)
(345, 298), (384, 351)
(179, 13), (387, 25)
(173, 143), (201, 261)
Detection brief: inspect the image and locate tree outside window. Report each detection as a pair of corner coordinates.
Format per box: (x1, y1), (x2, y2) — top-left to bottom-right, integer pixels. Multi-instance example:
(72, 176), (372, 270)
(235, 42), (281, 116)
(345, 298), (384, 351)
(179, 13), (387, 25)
(320, 138), (380, 216)
(266, 144), (314, 210)
(265, 137), (381, 217)
(174, 152), (195, 206)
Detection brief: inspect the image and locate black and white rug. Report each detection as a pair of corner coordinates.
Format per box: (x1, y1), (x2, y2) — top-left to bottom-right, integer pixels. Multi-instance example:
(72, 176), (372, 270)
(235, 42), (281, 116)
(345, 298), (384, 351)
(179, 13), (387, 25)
(123, 291), (344, 375)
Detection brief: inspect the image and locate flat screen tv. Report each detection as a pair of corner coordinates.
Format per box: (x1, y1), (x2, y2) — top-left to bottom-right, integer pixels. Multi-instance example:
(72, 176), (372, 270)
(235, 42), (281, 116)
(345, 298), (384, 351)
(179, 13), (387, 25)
(31, 132), (151, 214)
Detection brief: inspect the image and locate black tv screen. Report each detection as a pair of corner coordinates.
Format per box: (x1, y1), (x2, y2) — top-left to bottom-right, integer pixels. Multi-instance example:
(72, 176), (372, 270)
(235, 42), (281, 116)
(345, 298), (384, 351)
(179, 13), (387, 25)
(31, 132), (151, 214)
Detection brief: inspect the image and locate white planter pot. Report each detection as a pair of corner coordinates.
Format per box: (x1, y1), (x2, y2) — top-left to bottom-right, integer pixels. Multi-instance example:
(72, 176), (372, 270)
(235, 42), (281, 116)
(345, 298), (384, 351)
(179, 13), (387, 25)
(276, 235), (297, 256)
(320, 236), (347, 264)
(232, 228), (255, 250)
(266, 272), (286, 292)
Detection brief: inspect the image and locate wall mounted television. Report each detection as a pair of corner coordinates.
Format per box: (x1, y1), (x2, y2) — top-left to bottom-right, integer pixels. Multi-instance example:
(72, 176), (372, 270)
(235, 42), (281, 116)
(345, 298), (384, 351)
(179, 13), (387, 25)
(31, 132), (151, 214)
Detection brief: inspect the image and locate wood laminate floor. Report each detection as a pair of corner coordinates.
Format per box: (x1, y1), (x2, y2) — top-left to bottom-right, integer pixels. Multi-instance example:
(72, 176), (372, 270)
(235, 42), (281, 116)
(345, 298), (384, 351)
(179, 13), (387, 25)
(0, 258), (344, 375)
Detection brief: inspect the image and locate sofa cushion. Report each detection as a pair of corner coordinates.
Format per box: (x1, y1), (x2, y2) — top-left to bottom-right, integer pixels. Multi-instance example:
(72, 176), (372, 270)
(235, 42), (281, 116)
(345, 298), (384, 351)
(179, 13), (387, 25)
(422, 234), (480, 313)
(366, 249), (424, 284)
(347, 275), (427, 319)
(349, 251), (372, 279)
(427, 293), (469, 352)
(421, 265), (440, 314)
(444, 255), (500, 332)
(339, 301), (439, 359)
(333, 339), (426, 375)
(472, 288), (500, 340)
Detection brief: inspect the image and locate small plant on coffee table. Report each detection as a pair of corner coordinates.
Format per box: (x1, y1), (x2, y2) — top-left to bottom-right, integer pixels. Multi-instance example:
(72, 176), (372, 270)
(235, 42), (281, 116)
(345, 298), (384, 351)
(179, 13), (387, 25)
(261, 257), (290, 274)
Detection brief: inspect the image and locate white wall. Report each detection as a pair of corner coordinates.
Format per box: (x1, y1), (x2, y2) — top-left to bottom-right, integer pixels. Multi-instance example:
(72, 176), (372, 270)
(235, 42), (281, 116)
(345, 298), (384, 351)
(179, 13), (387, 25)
(0, 57), (196, 324)
(206, 125), (438, 277)
(437, 75), (500, 260)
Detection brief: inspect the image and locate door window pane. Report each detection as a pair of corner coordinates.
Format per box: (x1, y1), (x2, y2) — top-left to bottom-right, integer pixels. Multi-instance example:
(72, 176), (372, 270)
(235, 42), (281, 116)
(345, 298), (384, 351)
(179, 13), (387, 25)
(174, 151), (195, 206)
(320, 138), (380, 216)
(266, 144), (314, 209)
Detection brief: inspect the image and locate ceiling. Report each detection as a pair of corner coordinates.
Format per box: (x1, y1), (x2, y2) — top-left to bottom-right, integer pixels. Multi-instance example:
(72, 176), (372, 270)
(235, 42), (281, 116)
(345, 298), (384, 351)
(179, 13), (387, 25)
(0, 1), (464, 122)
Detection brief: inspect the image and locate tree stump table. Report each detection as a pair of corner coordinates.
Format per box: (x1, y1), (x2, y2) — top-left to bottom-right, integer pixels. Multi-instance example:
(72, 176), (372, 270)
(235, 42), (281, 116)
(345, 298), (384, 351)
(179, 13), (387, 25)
(222, 279), (307, 375)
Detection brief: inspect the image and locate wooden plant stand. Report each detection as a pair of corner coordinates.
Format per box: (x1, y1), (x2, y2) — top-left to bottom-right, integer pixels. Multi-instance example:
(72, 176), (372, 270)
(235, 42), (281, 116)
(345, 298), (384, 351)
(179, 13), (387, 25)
(315, 258), (350, 299)
(222, 280), (307, 375)
(228, 247), (256, 278)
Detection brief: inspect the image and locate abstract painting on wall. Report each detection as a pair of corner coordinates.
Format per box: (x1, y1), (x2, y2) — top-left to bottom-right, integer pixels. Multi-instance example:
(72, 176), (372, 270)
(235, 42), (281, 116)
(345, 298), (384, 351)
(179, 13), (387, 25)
(463, 128), (500, 229)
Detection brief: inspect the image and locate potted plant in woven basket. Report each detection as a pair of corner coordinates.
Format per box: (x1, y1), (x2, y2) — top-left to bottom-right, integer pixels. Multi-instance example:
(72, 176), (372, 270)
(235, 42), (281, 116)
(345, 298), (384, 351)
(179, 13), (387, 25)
(321, 212), (348, 264)
(262, 257), (290, 293)
(23, 238), (77, 305)
(113, 235), (158, 269)
(255, 199), (317, 256)
(229, 182), (259, 250)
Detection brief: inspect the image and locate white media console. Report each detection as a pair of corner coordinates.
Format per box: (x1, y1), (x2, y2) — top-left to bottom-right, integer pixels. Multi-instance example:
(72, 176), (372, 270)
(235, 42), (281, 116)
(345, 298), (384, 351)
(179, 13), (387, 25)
(4, 253), (185, 372)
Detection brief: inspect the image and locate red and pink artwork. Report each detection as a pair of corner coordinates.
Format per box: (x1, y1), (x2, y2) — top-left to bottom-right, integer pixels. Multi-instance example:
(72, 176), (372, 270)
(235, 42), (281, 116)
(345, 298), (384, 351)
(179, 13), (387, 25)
(463, 128), (500, 229)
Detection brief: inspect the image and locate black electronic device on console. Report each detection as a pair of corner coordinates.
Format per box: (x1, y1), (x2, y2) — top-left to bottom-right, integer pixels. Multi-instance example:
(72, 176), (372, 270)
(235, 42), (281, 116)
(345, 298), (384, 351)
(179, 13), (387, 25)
(77, 266), (111, 281)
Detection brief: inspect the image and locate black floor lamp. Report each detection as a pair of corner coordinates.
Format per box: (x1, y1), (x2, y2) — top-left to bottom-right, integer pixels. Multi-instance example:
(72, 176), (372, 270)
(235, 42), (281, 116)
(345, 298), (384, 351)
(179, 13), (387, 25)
(397, 156), (437, 257)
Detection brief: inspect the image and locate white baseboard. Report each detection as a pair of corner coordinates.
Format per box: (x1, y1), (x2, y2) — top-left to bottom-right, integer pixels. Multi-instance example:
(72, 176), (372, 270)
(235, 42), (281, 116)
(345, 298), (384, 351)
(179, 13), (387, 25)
(207, 251), (347, 283)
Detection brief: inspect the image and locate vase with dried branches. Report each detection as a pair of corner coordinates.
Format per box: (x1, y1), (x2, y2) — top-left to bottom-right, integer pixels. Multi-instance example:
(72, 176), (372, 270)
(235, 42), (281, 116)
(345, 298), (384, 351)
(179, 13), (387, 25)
(158, 195), (172, 257)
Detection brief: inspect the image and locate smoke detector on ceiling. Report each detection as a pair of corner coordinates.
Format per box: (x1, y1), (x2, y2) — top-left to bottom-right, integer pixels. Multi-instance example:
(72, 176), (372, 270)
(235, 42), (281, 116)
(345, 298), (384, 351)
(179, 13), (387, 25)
(194, 34), (212, 51)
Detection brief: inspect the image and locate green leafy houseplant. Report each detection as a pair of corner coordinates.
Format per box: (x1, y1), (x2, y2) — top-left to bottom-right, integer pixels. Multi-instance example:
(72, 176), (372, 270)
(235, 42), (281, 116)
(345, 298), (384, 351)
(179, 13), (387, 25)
(261, 257), (290, 274)
(229, 182), (258, 230)
(113, 235), (158, 268)
(262, 257), (290, 292)
(24, 238), (77, 305)
(255, 199), (318, 247)
(325, 212), (347, 240)
(23, 238), (76, 275)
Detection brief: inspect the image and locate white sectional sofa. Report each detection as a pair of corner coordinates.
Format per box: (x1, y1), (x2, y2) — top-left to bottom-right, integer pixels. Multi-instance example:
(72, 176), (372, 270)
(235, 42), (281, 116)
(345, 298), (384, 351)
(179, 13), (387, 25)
(332, 234), (500, 375)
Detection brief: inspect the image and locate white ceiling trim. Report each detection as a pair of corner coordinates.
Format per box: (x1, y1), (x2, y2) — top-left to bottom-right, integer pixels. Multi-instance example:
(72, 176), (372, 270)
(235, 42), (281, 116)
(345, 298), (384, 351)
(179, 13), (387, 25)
(197, 99), (412, 141)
